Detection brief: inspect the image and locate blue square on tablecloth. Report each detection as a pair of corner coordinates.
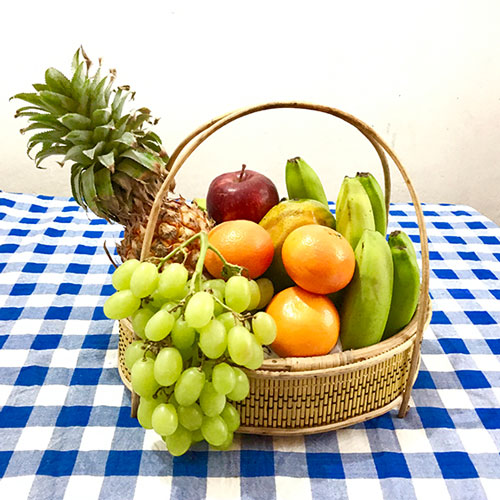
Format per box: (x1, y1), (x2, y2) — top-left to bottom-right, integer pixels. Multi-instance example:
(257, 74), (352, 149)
(431, 311), (452, 324)
(83, 230), (104, 238)
(116, 406), (141, 428)
(67, 263), (90, 274)
(0, 406), (33, 428)
(62, 205), (80, 212)
(44, 227), (65, 238)
(306, 453), (344, 479)
(448, 288), (474, 300)
(54, 216), (73, 223)
(0, 307), (22, 321)
(445, 235), (466, 244)
(399, 221), (418, 228)
(434, 269), (458, 280)
(472, 269), (498, 280)
(70, 368), (102, 386)
(16, 366), (48, 386)
(34, 244), (57, 255)
(465, 311), (496, 325)
(92, 307), (107, 321)
(29, 204), (47, 213)
(101, 284), (115, 297)
(414, 370), (436, 389)
(23, 262), (46, 273)
(20, 217), (40, 225)
(479, 235), (500, 245)
(10, 283), (36, 295)
(373, 452), (411, 478)
(37, 450), (78, 477)
(476, 408), (500, 429)
(429, 251), (444, 260)
(45, 306), (72, 320)
(82, 334), (111, 350)
(489, 289), (500, 300)
(0, 336), (6, 349)
(458, 251), (480, 261)
(0, 244), (19, 253)
(0, 263), (6, 273)
(456, 370), (491, 389)
(172, 451), (209, 477)
(75, 244), (97, 255)
(0, 197), (15, 207)
(423, 210), (439, 216)
(0, 451), (13, 478)
(90, 218), (107, 225)
(435, 452), (478, 479)
(417, 407), (455, 428)
(438, 338), (469, 354)
(494, 253), (500, 262)
(452, 210), (472, 216)
(364, 412), (395, 429)
(486, 339), (500, 354)
(57, 283), (82, 295)
(433, 221), (452, 229)
(240, 450), (275, 477)
(466, 221), (487, 229)
(105, 450), (142, 476)
(56, 406), (92, 427)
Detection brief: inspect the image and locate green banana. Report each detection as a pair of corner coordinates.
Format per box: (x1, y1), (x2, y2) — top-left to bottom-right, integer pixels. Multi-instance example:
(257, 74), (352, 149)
(285, 157), (329, 206)
(356, 172), (387, 236)
(381, 230), (420, 340)
(340, 230), (393, 350)
(335, 176), (375, 250)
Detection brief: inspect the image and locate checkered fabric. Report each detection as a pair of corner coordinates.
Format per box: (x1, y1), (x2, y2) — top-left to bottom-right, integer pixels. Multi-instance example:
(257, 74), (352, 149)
(0, 191), (499, 500)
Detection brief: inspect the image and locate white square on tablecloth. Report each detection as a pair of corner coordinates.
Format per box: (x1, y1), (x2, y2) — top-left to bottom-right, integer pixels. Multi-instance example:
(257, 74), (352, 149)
(134, 476), (172, 499)
(470, 354), (500, 371)
(273, 434), (306, 453)
(79, 426), (115, 451)
(275, 476), (312, 500)
(71, 295), (101, 308)
(15, 426), (54, 451)
(412, 478), (451, 500)
(62, 320), (91, 336)
(9, 319), (44, 336)
(0, 349), (29, 368)
(336, 428), (371, 454)
(93, 384), (124, 408)
(142, 429), (165, 452)
(453, 324), (484, 339)
(63, 475), (104, 500)
(205, 477), (240, 500)
(0, 476), (35, 499)
(492, 388), (500, 406)
(102, 348), (118, 369)
(457, 428), (498, 454)
(0, 385), (12, 407)
(24, 294), (56, 309)
(395, 428), (433, 453)
(35, 384), (69, 407)
(346, 479), (383, 500)
(480, 478), (500, 500)
(49, 348), (80, 368)
(421, 354), (455, 372)
(437, 389), (474, 409)
(431, 299), (463, 312)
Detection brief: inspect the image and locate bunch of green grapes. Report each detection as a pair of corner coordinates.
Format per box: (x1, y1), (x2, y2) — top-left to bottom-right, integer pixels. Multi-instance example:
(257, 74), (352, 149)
(103, 257), (277, 456)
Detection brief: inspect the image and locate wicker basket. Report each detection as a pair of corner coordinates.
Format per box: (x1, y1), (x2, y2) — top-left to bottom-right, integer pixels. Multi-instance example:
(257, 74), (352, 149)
(117, 102), (431, 436)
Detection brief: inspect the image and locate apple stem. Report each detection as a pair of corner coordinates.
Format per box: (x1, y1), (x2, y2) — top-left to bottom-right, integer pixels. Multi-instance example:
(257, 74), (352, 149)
(238, 164), (247, 182)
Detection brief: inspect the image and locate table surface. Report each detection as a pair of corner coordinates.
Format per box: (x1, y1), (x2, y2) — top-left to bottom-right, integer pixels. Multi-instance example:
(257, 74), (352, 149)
(0, 191), (499, 500)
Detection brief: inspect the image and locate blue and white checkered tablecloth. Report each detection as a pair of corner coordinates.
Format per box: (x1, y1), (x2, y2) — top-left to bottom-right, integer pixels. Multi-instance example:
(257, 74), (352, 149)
(0, 191), (499, 500)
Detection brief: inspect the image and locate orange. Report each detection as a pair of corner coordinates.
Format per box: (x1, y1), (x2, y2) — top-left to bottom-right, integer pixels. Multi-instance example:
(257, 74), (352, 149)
(205, 220), (274, 279)
(266, 286), (339, 357)
(281, 224), (355, 295)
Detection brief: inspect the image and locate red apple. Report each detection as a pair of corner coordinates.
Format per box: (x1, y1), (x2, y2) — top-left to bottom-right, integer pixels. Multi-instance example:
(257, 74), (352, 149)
(206, 165), (279, 224)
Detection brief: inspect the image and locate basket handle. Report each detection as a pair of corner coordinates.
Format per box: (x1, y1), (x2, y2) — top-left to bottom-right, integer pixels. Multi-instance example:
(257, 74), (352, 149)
(141, 102), (430, 417)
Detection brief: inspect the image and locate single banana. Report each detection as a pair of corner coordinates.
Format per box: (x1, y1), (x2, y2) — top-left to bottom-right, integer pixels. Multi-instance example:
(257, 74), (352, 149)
(335, 176), (375, 250)
(340, 229), (393, 350)
(356, 172), (387, 236)
(381, 230), (420, 340)
(285, 157), (329, 206)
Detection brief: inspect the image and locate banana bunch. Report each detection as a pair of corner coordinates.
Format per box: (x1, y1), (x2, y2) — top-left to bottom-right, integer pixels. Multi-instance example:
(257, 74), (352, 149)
(285, 157), (329, 206)
(339, 230), (393, 350)
(382, 231), (421, 340)
(335, 173), (387, 250)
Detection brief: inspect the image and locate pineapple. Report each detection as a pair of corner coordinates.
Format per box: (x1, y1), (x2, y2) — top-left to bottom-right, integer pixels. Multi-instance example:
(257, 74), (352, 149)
(12, 47), (213, 269)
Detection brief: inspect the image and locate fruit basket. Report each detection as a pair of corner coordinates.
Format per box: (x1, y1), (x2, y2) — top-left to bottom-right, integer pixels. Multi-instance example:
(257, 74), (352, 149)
(117, 101), (431, 435)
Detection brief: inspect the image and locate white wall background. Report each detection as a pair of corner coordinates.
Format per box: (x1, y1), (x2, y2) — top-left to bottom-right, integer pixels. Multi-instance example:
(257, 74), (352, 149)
(1, 1), (500, 224)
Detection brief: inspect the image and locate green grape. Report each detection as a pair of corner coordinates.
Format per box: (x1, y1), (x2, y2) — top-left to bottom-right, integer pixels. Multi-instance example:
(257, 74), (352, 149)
(131, 358), (160, 398)
(227, 367), (250, 401)
(243, 334), (264, 370)
(131, 308), (155, 339)
(212, 362), (236, 395)
(178, 344), (196, 362)
(221, 402), (241, 433)
(168, 392), (179, 407)
(177, 403), (204, 431)
(247, 280), (261, 311)
(145, 309), (175, 341)
(203, 279), (226, 296)
(137, 397), (162, 429)
(174, 367), (206, 406)
(198, 319), (227, 359)
(201, 361), (215, 380)
(151, 403), (178, 436)
(227, 325), (253, 365)
(201, 415), (229, 447)
(148, 289), (167, 310)
(255, 278), (274, 309)
(158, 263), (189, 299)
(124, 340), (154, 370)
(224, 276), (251, 313)
(104, 290), (141, 320)
(171, 318), (196, 350)
(252, 312), (277, 345)
(129, 261), (159, 298)
(199, 382), (226, 417)
(211, 431), (234, 451)
(154, 347), (183, 386)
(164, 425), (192, 456)
(112, 259), (140, 290)
(191, 428), (204, 443)
(184, 291), (214, 329)
(217, 312), (237, 332)
(161, 301), (182, 319)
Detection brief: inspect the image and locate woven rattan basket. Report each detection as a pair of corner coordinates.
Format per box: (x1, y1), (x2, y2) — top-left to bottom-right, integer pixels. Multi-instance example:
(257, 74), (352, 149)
(117, 102), (431, 436)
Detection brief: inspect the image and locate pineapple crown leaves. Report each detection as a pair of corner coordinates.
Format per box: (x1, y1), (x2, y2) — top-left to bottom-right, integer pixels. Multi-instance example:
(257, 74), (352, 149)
(11, 47), (171, 224)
